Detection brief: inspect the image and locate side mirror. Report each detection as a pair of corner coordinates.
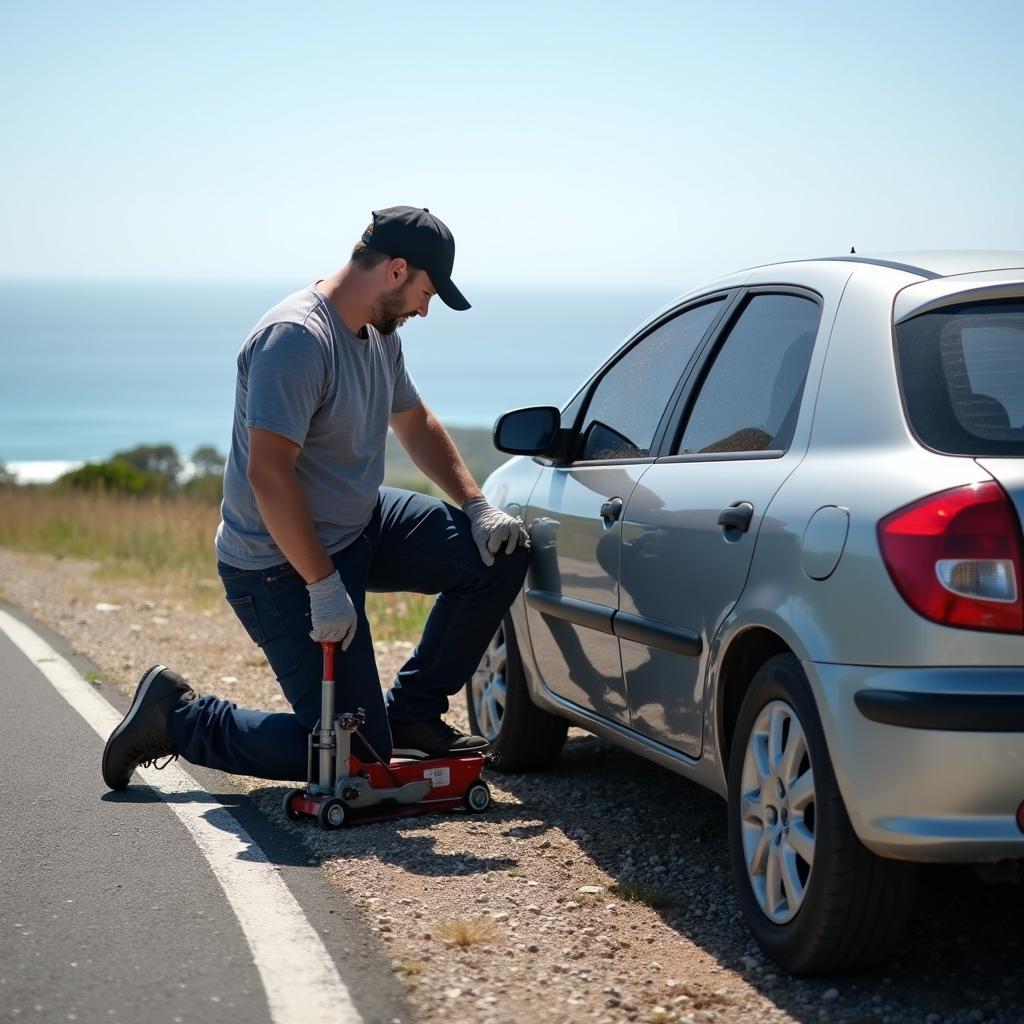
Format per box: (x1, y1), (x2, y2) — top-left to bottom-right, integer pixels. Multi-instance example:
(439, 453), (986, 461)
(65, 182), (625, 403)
(493, 406), (561, 456)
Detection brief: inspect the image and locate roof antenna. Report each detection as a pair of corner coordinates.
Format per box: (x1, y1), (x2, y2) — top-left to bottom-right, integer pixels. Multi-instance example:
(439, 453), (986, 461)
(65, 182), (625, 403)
(850, 245), (856, 254)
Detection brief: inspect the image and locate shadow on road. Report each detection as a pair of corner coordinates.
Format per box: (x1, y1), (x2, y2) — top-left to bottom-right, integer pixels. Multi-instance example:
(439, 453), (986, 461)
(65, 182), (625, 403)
(102, 786), (317, 867)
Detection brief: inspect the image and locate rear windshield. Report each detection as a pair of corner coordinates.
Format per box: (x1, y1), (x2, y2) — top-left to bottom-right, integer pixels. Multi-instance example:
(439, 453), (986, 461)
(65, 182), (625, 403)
(895, 299), (1024, 456)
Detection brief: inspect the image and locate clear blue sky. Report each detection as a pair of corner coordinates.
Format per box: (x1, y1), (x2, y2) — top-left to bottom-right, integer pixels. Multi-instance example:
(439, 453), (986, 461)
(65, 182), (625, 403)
(3, 1), (1022, 289)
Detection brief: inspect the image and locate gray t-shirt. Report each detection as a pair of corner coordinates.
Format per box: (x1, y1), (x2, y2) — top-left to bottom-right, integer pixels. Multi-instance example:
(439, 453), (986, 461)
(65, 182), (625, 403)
(215, 285), (420, 569)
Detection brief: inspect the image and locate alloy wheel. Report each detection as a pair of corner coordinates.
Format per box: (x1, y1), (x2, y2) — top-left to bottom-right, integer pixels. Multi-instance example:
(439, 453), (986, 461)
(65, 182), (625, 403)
(739, 699), (816, 924)
(470, 624), (508, 743)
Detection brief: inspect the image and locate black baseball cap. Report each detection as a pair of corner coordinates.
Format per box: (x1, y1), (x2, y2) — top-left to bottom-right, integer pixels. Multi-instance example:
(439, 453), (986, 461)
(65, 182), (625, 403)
(361, 205), (470, 311)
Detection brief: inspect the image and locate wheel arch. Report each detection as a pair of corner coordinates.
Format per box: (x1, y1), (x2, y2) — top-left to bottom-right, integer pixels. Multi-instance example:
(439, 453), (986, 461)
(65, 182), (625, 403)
(715, 626), (795, 770)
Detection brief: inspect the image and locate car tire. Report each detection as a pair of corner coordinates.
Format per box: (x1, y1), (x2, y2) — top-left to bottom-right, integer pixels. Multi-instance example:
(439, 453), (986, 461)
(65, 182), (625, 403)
(467, 615), (568, 772)
(727, 652), (917, 975)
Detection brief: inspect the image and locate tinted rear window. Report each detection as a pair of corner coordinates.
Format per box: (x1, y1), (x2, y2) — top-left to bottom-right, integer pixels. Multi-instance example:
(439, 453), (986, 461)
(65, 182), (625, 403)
(895, 299), (1024, 456)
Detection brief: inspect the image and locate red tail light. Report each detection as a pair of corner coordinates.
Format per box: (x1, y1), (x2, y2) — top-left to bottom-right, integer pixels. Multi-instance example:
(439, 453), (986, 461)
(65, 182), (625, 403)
(878, 481), (1024, 633)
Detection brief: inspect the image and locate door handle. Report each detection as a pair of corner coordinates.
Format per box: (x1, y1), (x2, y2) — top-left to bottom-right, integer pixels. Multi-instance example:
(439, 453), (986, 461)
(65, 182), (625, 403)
(600, 497), (624, 523)
(718, 501), (754, 534)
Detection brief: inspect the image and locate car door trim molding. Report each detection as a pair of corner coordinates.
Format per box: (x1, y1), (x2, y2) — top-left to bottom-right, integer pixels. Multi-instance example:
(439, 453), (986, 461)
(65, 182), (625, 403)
(525, 589), (615, 634)
(655, 449), (786, 465)
(547, 456), (658, 469)
(613, 611), (703, 658)
(526, 590), (702, 657)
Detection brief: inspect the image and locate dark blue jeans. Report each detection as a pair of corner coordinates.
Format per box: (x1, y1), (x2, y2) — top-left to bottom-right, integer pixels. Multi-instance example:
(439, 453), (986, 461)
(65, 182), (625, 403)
(168, 487), (529, 781)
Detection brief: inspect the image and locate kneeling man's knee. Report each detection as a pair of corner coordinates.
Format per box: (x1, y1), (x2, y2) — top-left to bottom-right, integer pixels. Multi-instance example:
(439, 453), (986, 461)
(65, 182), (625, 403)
(494, 543), (530, 585)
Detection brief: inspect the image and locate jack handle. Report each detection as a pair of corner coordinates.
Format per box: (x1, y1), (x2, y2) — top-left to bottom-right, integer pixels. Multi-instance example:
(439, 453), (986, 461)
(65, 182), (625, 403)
(321, 641), (365, 730)
(321, 641), (337, 682)
(317, 640), (339, 793)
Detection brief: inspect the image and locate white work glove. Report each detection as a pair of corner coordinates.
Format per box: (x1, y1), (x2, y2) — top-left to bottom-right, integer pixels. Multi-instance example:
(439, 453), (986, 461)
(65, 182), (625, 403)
(306, 571), (358, 649)
(463, 497), (530, 567)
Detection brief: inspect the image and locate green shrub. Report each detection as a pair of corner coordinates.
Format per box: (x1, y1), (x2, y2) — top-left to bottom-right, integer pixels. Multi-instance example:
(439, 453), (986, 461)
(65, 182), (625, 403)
(182, 473), (223, 503)
(54, 460), (167, 495)
(110, 443), (182, 485)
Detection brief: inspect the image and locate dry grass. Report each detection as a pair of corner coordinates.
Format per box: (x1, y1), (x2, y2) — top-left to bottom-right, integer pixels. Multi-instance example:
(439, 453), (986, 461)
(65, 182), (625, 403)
(435, 917), (501, 948)
(0, 488), (434, 642)
(0, 488), (217, 583)
(365, 591), (436, 643)
(611, 881), (675, 910)
(392, 958), (427, 991)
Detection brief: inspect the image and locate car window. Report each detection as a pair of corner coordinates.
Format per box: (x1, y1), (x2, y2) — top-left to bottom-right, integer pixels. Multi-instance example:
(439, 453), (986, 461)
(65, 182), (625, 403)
(895, 300), (1024, 456)
(676, 293), (821, 455)
(578, 300), (724, 461)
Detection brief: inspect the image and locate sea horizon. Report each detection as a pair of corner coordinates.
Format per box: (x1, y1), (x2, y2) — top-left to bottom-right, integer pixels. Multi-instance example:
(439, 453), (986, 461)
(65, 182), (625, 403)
(0, 278), (678, 477)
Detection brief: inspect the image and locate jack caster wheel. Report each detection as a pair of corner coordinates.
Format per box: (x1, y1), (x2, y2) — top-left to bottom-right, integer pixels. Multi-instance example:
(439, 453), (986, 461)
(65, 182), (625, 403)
(282, 788), (305, 822)
(464, 780), (491, 813)
(318, 798), (347, 830)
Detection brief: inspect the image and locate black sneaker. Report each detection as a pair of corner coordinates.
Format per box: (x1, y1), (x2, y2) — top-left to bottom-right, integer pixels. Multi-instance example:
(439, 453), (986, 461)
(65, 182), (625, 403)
(389, 718), (489, 759)
(101, 666), (196, 790)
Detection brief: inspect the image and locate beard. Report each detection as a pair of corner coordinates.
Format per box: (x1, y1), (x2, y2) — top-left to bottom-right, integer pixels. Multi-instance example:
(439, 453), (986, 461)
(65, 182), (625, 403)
(370, 284), (417, 335)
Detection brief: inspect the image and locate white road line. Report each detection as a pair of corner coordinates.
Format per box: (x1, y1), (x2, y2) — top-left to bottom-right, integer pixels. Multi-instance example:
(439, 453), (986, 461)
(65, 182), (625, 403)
(0, 608), (364, 1024)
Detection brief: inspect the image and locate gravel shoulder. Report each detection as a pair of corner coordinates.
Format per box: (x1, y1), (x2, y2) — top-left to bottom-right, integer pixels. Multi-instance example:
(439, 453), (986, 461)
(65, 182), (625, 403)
(2, 547), (1022, 1024)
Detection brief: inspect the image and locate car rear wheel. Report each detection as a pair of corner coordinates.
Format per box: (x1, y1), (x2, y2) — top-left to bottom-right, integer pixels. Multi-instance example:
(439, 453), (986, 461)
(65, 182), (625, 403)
(467, 615), (567, 772)
(727, 653), (917, 974)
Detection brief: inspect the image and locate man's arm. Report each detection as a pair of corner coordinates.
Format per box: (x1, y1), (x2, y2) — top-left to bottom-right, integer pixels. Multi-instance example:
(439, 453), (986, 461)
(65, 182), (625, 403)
(246, 427), (334, 583)
(390, 401), (529, 565)
(389, 401), (483, 506)
(247, 427), (358, 646)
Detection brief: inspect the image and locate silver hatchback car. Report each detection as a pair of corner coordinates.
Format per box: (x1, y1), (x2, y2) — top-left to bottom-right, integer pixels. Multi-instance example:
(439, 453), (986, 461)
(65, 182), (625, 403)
(468, 251), (1024, 975)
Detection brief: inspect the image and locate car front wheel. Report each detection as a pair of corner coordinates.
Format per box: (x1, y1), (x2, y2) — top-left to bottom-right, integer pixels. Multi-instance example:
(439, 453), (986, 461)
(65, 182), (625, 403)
(727, 653), (917, 974)
(467, 615), (567, 772)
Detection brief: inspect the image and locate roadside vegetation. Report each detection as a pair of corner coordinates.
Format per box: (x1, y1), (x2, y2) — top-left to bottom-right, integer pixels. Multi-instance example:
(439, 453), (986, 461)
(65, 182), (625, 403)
(611, 880), (677, 910)
(0, 429), (509, 641)
(436, 917), (501, 948)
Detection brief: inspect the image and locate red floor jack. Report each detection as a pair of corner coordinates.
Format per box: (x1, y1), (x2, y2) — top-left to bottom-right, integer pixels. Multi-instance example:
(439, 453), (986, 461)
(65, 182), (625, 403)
(283, 641), (491, 829)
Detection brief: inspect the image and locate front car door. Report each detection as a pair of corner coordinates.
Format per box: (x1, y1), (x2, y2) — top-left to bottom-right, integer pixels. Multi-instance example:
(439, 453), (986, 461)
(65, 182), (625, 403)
(524, 298), (729, 725)
(619, 288), (828, 757)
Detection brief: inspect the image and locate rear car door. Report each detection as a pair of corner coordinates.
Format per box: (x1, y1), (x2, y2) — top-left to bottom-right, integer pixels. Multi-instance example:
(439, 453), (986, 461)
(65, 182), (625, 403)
(619, 290), (823, 756)
(524, 298), (729, 725)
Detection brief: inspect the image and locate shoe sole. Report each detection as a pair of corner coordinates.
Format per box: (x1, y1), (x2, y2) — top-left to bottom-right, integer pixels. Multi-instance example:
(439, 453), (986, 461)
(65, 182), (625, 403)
(101, 665), (168, 790)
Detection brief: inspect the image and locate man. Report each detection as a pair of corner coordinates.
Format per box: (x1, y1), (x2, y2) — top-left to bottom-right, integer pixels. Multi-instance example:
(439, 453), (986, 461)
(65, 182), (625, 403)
(102, 206), (530, 789)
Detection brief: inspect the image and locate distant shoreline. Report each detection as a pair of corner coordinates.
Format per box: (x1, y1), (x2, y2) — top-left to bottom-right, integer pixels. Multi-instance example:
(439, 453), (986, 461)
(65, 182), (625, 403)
(5, 460), (88, 485)
(4, 423), (503, 486)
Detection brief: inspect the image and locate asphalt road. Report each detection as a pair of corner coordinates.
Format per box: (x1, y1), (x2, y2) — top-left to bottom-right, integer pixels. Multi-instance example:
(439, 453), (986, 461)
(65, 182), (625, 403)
(0, 605), (409, 1024)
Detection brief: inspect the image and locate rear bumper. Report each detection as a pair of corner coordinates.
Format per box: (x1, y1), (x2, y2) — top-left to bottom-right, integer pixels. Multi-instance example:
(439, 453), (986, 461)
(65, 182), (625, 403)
(807, 662), (1024, 862)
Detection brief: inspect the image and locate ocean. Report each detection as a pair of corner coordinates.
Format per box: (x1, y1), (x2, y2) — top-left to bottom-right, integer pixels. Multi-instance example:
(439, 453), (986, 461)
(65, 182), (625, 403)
(0, 280), (675, 480)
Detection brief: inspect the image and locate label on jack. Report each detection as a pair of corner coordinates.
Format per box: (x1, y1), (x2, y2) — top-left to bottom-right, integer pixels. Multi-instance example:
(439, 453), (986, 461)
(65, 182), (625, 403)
(423, 766), (450, 788)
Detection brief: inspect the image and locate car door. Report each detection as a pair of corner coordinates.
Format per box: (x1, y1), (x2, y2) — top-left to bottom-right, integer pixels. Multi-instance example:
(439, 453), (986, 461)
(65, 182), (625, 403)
(619, 290), (824, 757)
(524, 297), (730, 725)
